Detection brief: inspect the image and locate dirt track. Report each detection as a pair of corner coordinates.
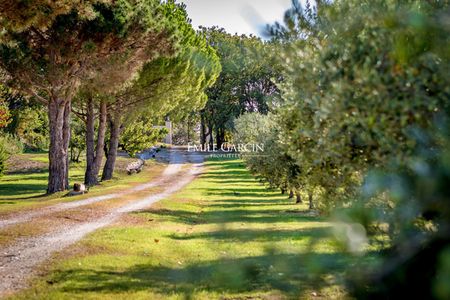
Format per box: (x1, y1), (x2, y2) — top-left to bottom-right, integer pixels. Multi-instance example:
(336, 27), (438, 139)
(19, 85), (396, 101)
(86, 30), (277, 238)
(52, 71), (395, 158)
(0, 149), (203, 296)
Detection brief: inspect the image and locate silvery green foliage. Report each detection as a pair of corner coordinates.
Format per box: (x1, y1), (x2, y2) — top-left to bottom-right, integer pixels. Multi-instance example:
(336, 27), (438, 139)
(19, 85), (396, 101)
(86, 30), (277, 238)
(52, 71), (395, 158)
(234, 113), (302, 194)
(275, 0), (450, 208)
(269, 0), (450, 297)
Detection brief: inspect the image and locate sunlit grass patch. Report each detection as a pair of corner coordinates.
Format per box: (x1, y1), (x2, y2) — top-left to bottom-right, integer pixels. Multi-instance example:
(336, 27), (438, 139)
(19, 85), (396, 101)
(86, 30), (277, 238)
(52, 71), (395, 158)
(15, 158), (358, 299)
(0, 152), (165, 213)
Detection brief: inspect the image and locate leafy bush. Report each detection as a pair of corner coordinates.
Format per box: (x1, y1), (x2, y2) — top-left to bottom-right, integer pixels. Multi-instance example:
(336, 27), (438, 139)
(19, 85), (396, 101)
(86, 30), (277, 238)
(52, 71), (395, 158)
(0, 99), (10, 128)
(335, 118), (450, 299)
(0, 133), (24, 155)
(0, 139), (8, 176)
(9, 105), (49, 151)
(0, 133), (22, 175)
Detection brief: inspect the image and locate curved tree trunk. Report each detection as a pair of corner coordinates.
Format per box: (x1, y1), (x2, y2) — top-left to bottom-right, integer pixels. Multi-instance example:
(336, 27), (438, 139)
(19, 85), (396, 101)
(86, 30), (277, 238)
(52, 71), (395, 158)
(308, 192), (314, 209)
(295, 192), (303, 204)
(101, 112), (120, 181)
(47, 98), (71, 194)
(289, 190), (294, 199)
(63, 101), (71, 189)
(84, 97), (96, 185)
(94, 101), (107, 174)
(84, 100), (107, 186)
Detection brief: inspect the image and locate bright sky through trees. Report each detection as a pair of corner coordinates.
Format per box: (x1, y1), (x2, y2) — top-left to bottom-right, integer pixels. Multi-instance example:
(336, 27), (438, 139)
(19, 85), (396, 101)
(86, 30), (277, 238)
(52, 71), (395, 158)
(181, 0), (293, 36)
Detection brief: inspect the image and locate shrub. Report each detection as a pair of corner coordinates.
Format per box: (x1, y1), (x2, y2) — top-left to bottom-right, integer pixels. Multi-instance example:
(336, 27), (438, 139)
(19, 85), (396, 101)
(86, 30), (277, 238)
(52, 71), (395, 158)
(0, 143), (7, 175)
(11, 106), (49, 151)
(0, 133), (24, 155)
(0, 133), (25, 176)
(0, 100), (10, 129)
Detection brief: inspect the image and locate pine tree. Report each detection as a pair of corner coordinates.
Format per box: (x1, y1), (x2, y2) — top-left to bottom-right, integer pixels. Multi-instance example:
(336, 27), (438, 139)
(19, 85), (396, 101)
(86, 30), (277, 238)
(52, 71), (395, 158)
(0, 0), (180, 193)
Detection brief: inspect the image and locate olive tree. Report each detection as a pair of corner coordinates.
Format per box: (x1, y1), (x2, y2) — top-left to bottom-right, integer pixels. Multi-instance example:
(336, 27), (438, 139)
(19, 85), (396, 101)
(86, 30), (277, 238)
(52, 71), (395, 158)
(274, 0), (450, 208)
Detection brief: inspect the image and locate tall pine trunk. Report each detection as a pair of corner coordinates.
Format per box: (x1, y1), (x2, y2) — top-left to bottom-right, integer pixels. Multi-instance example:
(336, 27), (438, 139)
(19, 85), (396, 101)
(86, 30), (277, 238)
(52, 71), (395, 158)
(84, 97), (95, 185)
(101, 112), (120, 181)
(95, 101), (107, 174)
(295, 192), (303, 204)
(200, 110), (206, 148)
(84, 99), (107, 186)
(47, 98), (71, 193)
(216, 127), (224, 150)
(308, 192), (314, 209)
(63, 101), (71, 189)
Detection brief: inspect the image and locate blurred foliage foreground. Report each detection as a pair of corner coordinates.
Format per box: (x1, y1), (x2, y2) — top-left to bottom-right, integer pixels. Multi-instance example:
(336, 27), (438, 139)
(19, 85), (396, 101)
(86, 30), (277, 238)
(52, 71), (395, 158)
(340, 118), (450, 300)
(236, 0), (450, 298)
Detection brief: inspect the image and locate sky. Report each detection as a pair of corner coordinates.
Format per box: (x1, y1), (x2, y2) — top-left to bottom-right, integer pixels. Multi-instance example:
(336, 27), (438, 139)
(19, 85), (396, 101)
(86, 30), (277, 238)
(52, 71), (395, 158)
(180, 0), (293, 37)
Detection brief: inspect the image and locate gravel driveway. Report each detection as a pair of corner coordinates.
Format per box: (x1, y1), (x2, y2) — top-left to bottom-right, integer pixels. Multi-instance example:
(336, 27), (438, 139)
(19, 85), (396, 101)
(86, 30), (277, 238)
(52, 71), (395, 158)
(0, 148), (203, 296)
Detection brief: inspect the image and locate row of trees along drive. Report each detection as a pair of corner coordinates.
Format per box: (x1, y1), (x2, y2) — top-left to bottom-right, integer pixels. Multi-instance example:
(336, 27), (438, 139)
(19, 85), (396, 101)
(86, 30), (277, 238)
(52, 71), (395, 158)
(233, 0), (450, 298)
(0, 0), (220, 192)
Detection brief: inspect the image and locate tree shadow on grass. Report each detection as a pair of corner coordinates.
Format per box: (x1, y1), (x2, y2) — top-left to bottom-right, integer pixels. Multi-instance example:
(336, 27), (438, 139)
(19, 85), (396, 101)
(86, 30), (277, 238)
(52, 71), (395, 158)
(205, 160), (246, 169)
(50, 252), (353, 298)
(198, 186), (282, 199)
(207, 201), (293, 208)
(139, 207), (322, 225)
(139, 159), (321, 225)
(6, 167), (49, 175)
(168, 227), (330, 242)
(201, 173), (250, 180)
(0, 171), (84, 201)
(0, 183), (48, 198)
(0, 175), (49, 182)
(201, 167), (252, 179)
(206, 179), (259, 184)
(207, 191), (276, 198)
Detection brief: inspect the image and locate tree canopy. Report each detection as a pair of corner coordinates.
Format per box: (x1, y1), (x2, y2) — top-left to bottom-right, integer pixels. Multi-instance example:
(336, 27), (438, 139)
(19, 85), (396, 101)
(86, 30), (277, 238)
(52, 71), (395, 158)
(0, 0), (219, 192)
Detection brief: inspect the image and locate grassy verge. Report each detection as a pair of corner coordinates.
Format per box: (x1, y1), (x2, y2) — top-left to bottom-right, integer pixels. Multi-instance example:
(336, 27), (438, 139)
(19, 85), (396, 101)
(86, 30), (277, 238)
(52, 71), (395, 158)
(0, 152), (165, 214)
(14, 158), (355, 299)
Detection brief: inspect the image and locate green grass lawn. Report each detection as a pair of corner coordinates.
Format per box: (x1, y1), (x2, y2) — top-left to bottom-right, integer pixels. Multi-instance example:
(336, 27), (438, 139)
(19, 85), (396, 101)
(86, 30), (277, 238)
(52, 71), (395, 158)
(0, 153), (162, 214)
(0, 153), (84, 200)
(14, 158), (357, 299)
